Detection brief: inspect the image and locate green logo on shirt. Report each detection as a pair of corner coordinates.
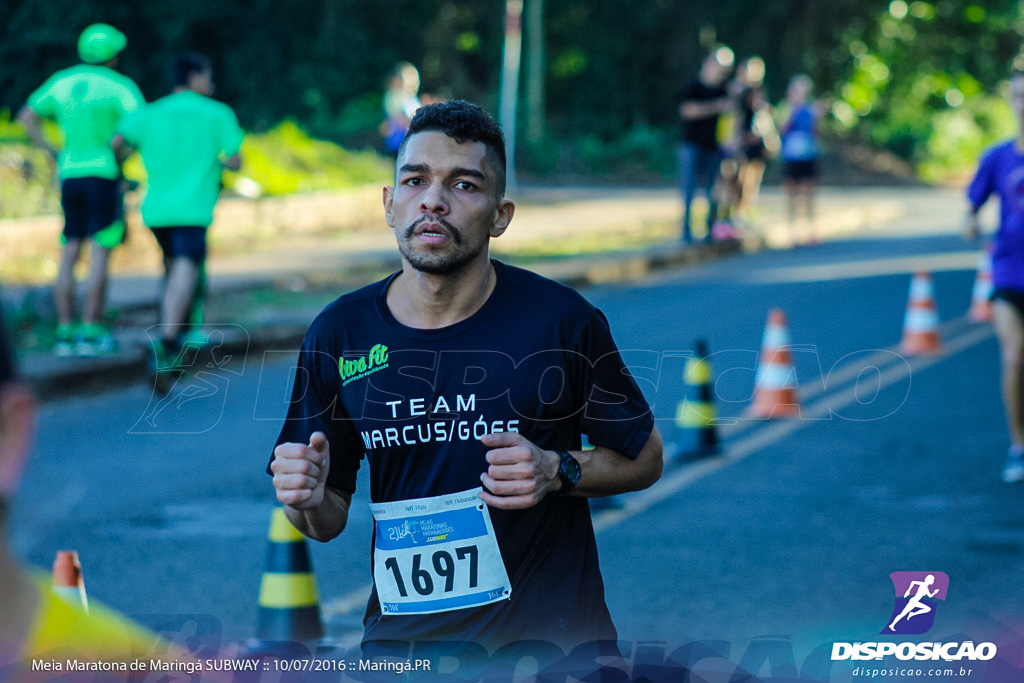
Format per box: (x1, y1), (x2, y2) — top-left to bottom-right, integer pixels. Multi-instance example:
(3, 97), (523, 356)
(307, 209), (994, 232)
(339, 343), (389, 386)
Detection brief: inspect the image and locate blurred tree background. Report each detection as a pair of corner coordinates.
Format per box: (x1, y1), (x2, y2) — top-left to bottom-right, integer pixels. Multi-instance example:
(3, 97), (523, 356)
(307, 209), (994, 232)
(1, 0), (1023, 206)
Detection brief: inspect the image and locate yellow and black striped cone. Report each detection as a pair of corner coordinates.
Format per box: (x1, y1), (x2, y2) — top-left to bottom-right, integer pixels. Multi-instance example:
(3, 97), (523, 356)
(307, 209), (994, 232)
(674, 339), (721, 460)
(254, 507), (323, 643)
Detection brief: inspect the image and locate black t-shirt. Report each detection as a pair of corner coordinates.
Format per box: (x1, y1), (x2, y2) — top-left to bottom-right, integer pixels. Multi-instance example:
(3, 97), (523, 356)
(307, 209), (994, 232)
(270, 260), (654, 651)
(677, 79), (728, 149)
(739, 87), (757, 135)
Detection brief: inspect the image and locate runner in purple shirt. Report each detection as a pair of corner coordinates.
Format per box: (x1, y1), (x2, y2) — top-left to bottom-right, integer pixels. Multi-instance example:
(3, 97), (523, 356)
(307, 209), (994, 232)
(966, 72), (1024, 483)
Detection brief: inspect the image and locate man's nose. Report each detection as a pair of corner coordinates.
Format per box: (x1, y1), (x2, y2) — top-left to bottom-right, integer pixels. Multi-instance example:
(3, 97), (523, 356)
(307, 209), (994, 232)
(420, 181), (450, 214)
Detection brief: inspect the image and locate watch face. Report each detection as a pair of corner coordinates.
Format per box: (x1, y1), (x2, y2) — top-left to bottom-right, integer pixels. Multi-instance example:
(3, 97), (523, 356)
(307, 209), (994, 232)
(561, 452), (582, 485)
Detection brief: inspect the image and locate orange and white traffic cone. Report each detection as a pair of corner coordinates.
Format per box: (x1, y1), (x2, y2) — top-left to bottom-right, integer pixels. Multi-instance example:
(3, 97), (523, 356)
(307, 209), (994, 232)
(969, 249), (994, 323)
(900, 272), (943, 355)
(747, 309), (802, 419)
(51, 550), (89, 613)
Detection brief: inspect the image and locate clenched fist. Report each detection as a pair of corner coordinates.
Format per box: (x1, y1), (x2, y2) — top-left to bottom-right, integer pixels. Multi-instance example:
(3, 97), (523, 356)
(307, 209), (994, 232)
(478, 431), (562, 509)
(271, 432), (330, 510)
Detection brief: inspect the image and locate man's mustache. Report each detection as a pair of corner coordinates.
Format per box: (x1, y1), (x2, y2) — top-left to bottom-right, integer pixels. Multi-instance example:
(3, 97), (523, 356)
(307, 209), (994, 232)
(404, 216), (464, 245)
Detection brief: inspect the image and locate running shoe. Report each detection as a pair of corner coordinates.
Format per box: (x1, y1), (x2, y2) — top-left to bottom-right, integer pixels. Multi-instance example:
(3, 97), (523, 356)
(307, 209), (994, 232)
(75, 323), (118, 357)
(177, 328), (210, 350)
(53, 323), (77, 357)
(1003, 446), (1024, 484)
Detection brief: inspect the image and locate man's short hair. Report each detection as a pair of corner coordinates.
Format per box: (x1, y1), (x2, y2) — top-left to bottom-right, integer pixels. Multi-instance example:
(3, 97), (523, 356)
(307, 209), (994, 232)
(398, 100), (508, 198)
(170, 51), (212, 88)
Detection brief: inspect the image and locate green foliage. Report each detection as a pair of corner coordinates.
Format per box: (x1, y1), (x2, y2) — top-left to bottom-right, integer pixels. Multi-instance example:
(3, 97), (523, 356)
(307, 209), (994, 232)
(2, 112), (392, 218)
(0, 0), (899, 163)
(228, 120), (391, 196)
(832, 1), (1024, 181)
(585, 126), (676, 177)
(521, 125), (675, 182)
(919, 94), (1015, 183)
(0, 108), (27, 142)
(7, 0), (1024, 186)
(0, 109), (62, 217)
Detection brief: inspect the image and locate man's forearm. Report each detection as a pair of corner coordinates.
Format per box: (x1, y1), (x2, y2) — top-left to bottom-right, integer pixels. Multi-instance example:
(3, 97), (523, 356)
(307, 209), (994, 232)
(965, 205), (982, 239)
(17, 107), (55, 156)
(284, 487), (351, 542)
(111, 135), (133, 167)
(222, 153), (242, 171)
(681, 98), (731, 121)
(569, 427), (663, 497)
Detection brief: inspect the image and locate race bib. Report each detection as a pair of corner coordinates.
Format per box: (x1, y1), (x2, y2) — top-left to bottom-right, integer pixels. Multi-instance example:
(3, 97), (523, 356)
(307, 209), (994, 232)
(371, 488), (512, 615)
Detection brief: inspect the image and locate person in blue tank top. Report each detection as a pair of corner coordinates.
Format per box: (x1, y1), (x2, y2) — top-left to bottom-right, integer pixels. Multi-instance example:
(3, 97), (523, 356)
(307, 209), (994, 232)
(780, 74), (822, 246)
(267, 100), (663, 667)
(967, 72), (1024, 484)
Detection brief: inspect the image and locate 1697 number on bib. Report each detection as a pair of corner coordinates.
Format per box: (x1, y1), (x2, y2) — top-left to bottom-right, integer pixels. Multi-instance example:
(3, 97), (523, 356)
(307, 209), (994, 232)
(371, 488), (511, 615)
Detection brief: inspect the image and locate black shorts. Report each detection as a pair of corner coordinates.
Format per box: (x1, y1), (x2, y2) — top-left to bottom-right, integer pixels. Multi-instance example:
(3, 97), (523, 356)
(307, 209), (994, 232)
(742, 140), (767, 162)
(783, 160), (819, 181)
(60, 177), (124, 245)
(992, 288), (1024, 318)
(151, 226), (208, 264)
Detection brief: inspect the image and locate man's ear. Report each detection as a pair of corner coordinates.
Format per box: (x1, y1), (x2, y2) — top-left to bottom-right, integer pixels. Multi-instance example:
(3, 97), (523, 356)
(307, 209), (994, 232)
(383, 185), (396, 228)
(0, 384), (35, 497)
(489, 198), (515, 238)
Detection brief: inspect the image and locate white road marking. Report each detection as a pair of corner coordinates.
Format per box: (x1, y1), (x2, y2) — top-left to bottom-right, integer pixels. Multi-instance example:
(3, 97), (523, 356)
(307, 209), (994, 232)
(594, 318), (993, 533)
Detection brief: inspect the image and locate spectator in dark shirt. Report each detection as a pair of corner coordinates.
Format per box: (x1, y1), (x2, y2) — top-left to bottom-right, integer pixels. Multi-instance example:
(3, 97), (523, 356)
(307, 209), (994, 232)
(676, 47), (734, 244)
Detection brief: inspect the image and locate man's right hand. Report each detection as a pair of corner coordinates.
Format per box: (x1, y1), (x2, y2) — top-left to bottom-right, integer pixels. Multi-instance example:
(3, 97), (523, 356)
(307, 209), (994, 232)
(965, 211), (981, 242)
(271, 432), (330, 510)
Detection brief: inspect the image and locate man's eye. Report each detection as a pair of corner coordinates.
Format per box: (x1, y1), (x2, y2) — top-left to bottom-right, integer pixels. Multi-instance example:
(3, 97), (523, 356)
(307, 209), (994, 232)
(455, 181), (477, 191)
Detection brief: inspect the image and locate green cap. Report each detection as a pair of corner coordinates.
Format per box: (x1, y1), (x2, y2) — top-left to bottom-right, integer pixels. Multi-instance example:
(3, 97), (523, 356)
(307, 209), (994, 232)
(78, 23), (127, 64)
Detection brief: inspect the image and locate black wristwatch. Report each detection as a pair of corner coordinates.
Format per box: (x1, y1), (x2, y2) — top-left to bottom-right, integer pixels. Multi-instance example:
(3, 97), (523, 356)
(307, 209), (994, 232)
(555, 450), (581, 495)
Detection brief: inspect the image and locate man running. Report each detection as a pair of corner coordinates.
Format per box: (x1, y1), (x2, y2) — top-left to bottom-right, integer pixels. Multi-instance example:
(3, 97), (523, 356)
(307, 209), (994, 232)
(269, 100), (663, 661)
(887, 574), (939, 632)
(967, 71), (1024, 483)
(112, 52), (243, 375)
(19, 23), (144, 357)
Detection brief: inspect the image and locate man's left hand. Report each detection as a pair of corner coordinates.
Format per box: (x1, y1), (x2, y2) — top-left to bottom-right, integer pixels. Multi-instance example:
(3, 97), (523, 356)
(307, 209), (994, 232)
(478, 431), (561, 509)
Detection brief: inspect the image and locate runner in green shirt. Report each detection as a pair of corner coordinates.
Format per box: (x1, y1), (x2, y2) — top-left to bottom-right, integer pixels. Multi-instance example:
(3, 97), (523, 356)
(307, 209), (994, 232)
(18, 23), (144, 357)
(113, 51), (243, 377)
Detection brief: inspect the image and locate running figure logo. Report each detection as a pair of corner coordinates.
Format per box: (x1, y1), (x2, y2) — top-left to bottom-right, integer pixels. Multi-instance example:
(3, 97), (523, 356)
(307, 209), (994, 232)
(391, 520), (419, 545)
(882, 571), (949, 635)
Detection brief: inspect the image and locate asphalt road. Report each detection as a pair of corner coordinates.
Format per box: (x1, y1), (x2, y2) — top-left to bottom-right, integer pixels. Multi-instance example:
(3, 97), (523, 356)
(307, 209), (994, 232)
(10, 189), (1024, 681)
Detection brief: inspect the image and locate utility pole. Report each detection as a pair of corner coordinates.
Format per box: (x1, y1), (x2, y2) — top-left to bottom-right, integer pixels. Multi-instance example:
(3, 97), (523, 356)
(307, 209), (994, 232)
(499, 0), (523, 193)
(525, 0), (545, 146)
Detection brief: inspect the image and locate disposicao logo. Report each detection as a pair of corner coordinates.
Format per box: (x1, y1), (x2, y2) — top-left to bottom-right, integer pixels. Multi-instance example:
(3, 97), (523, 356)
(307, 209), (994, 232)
(882, 571), (948, 635)
(830, 571), (998, 663)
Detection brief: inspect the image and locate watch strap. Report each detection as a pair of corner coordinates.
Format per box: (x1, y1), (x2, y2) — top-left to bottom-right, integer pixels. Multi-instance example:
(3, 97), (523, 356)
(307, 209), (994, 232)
(555, 450), (581, 495)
